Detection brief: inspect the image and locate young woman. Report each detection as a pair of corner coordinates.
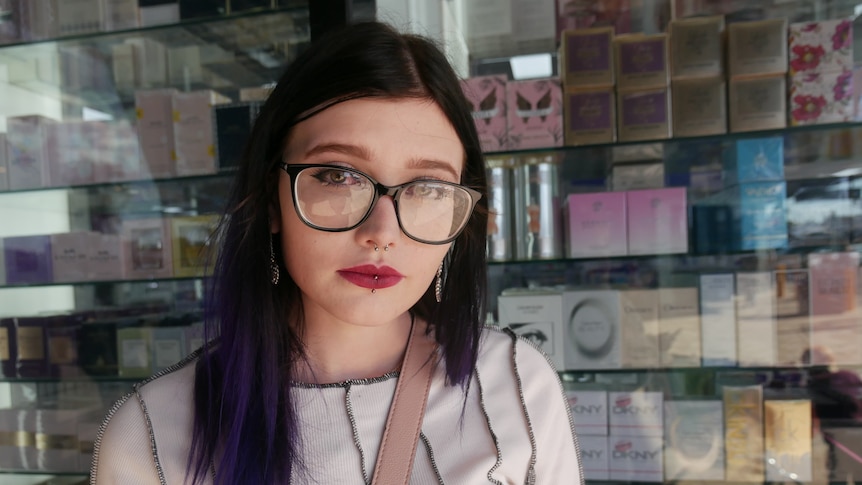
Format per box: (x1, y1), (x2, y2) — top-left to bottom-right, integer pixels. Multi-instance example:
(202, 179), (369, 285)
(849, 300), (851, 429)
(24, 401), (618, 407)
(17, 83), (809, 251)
(92, 22), (582, 484)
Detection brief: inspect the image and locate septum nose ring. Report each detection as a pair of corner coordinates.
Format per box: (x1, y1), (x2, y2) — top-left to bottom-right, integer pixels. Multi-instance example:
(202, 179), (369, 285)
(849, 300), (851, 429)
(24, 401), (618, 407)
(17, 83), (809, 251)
(373, 244), (390, 252)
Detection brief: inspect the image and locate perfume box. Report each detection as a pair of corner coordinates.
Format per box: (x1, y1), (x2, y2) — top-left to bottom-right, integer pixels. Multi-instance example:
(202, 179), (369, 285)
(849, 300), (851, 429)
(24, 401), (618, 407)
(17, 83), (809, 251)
(152, 325), (186, 372)
(789, 70), (854, 126)
(564, 87), (616, 146)
(563, 192), (627, 258)
(789, 18), (853, 76)
(614, 34), (669, 90)
(775, 269), (811, 366)
(44, 121), (98, 187)
(609, 391), (663, 437)
(95, 120), (141, 182)
(617, 88), (671, 142)
(566, 390), (608, 436)
(35, 408), (84, 472)
(700, 274), (737, 366)
(461, 75), (508, 152)
(562, 290), (621, 370)
(135, 88), (178, 179)
(764, 400), (813, 482)
(215, 101), (263, 170)
(78, 318), (119, 377)
(700, 181), (788, 251)
(611, 162), (664, 191)
(664, 400), (725, 481)
(6, 115), (56, 190)
(497, 291), (565, 369)
(88, 233), (123, 281)
(608, 435), (664, 482)
(808, 252), (861, 365)
(56, 0), (102, 36)
(723, 136), (784, 185)
(50, 232), (91, 283)
(736, 272), (777, 366)
(140, 2), (180, 27)
(0, 238), (6, 286)
(121, 218), (174, 280)
(506, 78), (563, 150)
(172, 90), (231, 176)
(46, 314), (82, 378)
(723, 385), (765, 482)
(579, 435), (610, 480)
(0, 407), (18, 469)
(15, 316), (49, 378)
(619, 290), (660, 368)
(671, 76), (727, 137)
(123, 37), (168, 88)
(0, 318), (14, 377)
(117, 326), (153, 378)
(658, 288), (701, 367)
(4, 235), (53, 285)
(729, 75), (787, 132)
(103, 0), (140, 31)
(559, 27), (614, 88)
(625, 188), (688, 256)
(669, 16), (724, 79)
(170, 214), (218, 277)
(727, 19), (788, 78)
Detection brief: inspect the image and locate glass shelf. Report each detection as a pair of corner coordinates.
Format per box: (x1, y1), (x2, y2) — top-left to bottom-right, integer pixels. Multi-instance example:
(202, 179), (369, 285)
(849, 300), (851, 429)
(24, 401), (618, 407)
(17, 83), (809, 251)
(0, 275), (207, 290)
(0, 170), (233, 196)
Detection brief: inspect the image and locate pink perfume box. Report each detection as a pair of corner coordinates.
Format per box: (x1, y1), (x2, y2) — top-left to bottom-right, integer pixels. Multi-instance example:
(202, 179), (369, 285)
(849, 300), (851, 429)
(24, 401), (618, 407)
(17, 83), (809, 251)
(121, 218), (173, 280)
(173, 90), (230, 176)
(6, 115), (56, 190)
(506, 78), (563, 150)
(789, 70), (854, 126)
(626, 188), (688, 255)
(89, 233), (123, 281)
(808, 252), (859, 316)
(44, 121), (97, 187)
(460, 75), (508, 152)
(789, 18), (853, 76)
(564, 192), (627, 258)
(50, 232), (91, 283)
(93, 120), (142, 183)
(135, 88), (178, 179)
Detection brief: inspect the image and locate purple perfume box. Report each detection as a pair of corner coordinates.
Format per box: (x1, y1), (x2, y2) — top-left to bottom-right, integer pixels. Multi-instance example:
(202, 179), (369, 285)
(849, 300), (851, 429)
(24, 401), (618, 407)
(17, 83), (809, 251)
(4, 235), (53, 284)
(565, 88), (616, 145)
(461, 75), (508, 152)
(615, 34), (669, 90)
(617, 89), (671, 142)
(560, 27), (614, 88)
(506, 78), (563, 150)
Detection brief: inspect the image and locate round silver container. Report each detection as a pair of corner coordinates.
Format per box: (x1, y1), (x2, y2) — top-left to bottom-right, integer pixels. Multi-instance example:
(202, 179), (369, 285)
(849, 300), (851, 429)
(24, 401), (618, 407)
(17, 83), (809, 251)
(513, 153), (563, 260)
(485, 156), (515, 261)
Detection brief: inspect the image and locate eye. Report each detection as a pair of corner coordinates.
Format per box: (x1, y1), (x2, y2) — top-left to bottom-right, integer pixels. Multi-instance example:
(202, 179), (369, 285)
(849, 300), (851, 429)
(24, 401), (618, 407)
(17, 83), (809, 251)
(406, 183), (449, 200)
(311, 168), (365, 187)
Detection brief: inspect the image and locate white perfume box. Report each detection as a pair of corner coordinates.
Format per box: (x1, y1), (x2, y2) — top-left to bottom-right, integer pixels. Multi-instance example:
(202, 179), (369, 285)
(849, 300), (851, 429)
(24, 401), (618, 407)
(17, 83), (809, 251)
(700, 274), (737, 366)
(135, 89), (178, 179)
(88, 233), (122, 281)
(765, 400), (812, 482)
(664, 400), (725, 481)
(609, 391), (663, 437)
(172, 90), (231, 176)
(736, 272), (777, 366)
(608, 435), (664, 482)
(619, 290), (660, 368)
(50, 232), (91, 283)
(566, 390), (608, 436)
(659, 288), (701, 367)
(497, 291), (564, 370)
(580, 435), (610, 480)
(562, 290), (621, 370)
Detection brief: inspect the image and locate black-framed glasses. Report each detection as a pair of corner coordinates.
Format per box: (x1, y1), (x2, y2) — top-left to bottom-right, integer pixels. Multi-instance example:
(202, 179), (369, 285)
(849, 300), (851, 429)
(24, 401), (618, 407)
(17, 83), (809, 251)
(279, 163), (482, 245)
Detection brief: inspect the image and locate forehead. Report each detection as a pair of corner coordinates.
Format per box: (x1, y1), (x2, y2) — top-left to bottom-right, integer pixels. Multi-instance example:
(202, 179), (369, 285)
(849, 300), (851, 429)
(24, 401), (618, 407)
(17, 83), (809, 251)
(283, 97), (465, 175)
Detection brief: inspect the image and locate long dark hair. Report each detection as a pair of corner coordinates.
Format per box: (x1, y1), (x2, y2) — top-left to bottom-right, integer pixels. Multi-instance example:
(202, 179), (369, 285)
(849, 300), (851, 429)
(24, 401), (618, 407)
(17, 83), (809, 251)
(188, 21), (488, 484)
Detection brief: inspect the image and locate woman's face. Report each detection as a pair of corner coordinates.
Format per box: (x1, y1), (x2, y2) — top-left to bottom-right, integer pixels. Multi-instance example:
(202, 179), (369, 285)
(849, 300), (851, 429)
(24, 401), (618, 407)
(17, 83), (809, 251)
(274, 97), (465, 328)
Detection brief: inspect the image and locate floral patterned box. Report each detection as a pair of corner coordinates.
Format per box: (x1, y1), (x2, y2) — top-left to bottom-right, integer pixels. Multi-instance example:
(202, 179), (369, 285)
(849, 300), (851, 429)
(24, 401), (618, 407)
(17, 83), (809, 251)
(789, 69), (854, 125)
(789, 18), (853, 76)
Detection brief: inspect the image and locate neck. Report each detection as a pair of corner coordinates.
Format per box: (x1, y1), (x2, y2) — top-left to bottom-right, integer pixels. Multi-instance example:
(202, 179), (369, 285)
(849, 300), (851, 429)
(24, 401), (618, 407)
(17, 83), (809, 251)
(295, 312), (413, 384)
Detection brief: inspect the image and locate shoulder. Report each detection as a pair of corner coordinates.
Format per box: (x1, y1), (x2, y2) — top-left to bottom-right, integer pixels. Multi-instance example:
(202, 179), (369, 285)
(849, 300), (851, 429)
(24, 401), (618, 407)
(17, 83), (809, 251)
(91, 357), (198, 484)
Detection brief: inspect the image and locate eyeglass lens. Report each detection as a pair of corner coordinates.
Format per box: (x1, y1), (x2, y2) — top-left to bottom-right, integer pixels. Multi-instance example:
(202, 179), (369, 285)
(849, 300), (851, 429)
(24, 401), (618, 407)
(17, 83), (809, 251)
(293, 166), (473, 243)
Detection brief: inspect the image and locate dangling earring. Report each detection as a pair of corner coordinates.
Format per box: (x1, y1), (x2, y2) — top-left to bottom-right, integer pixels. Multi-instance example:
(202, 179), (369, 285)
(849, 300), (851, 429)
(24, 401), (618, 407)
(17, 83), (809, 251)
(270, 236), (280, 285)
(435, 262), (443, 303)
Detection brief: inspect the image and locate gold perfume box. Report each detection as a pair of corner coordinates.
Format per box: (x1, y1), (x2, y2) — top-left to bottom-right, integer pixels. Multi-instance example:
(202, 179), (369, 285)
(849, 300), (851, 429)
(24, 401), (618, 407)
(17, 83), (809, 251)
(671, 76), (727, 137)
(669, 15), (725, 79)
(723, 385), (764, 482)
(728, 19), (788, 79)
(729, 75), (787, 133)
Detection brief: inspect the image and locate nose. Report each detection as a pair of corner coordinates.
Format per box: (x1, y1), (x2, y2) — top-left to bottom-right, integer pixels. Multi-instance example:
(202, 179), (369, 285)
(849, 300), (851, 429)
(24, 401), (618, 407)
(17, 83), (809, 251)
(356, 195), (401, 250)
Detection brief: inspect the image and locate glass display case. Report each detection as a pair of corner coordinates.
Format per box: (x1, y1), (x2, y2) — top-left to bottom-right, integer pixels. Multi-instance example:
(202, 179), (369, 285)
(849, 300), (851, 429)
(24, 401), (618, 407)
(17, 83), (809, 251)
(3, 0), (862, 483)
(0, 2), (309, 482)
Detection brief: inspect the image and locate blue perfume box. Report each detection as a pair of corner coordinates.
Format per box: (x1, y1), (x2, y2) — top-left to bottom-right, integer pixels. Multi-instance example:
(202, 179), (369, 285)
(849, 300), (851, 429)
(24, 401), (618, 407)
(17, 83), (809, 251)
(723, 136), (784, 185)
(693, 181), (788, 252)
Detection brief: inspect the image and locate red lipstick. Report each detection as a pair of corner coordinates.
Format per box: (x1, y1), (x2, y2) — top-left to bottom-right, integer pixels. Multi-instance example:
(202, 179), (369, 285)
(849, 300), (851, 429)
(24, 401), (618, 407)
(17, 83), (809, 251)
(337, 265), (404, 290)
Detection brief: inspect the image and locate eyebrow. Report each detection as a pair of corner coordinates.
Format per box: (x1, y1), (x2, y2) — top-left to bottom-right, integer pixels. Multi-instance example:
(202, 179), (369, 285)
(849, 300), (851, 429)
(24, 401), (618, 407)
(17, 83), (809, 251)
(304, 142), (461, 180)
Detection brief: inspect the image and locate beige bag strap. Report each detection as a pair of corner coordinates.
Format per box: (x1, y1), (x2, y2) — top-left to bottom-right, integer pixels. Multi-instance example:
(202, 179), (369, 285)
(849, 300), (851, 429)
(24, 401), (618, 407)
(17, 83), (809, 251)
(371, 317), (438, 485)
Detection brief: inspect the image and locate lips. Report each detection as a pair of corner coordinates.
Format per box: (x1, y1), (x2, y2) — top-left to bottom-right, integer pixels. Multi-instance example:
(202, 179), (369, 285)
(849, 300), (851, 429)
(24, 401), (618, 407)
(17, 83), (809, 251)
(337, 264), (404, 290)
